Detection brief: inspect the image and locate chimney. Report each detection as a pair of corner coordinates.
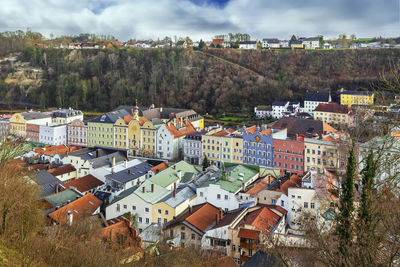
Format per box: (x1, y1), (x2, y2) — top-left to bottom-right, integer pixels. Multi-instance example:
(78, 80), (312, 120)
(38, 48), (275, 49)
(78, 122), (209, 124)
(142, 186), (145, 193)
(177, 170), (182, 180)
(112, 156), (116, 167)
(173, 183), (177, 198)
(67, 210), (73, 226)
(56, 184), (59, 193)
(124, 160), (128, 168)
(151, 184), (154, 193)
(97, 149), (102, 158)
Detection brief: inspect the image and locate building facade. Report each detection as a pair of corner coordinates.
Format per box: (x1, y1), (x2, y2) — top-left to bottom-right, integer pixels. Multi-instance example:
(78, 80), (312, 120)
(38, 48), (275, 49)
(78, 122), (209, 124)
(313, 103), (354, 127)
(26, 123), (40, 142)
(52, 108), (83, 124)
(243, 126), (275, 167)
(273, 136), (305, 175)
(303, 92), (332, 114)
(67, 119), (87, 147)
(39, 124), (67, 146)
(340, 90), (374, 106)
(184, 131), (205, 165)
(304, 138), (341, 173)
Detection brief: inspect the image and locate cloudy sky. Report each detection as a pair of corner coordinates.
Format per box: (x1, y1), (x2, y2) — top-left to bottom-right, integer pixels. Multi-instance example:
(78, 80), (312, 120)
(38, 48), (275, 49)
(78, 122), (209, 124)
(1, 0), (399, 41)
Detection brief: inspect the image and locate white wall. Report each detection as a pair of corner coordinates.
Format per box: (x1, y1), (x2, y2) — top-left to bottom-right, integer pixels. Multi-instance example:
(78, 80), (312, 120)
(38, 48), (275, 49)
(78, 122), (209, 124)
(39, 125), (67, 145)
(287, 188), (318, 230)
(194, 184), (240, 211)
(156, 125), (174, 160)
(105, 191), (153, 231)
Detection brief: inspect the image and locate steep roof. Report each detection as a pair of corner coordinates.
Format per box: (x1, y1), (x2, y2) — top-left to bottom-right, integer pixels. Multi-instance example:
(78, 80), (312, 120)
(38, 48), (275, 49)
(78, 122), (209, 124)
(245, 178), (269, 196)
(90, 109), (131, 124)
(243, 206), (282, 234)
(158, 185), (196, 208)
(134, 180), (170, 204)
(48, 194), (102, 224)
(314, 103), (351, 114)
(211, 208), (246, 230)
(149, 161), (199, 188)
(164, 119), (196, 139)
(62, 175), (104, 193)
(272, 117), (337, 137)
(31, 171), (62, 197)
(238, 228), (260, 239)
(105, 162), (153, 184)
(48, 164), (76, 176)
(304, 91), (330, 102)
(243, 251), (282, 267)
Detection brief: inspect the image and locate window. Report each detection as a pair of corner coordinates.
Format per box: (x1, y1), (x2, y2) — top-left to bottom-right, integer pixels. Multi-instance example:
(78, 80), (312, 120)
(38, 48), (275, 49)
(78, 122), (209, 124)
(165, 210), (169, 215)
(297, 196), (301, 199)
(224, 195), (228, 200)
(249, 249), (253, 256)
(281, 200), (284, 206)
(217, 194), (221, 199)
(232, 245), (236, 252)
(291, 195), (295, 198)
(191, 234), (195, 240)
(311, 202), (315, 209)
(181, 232), (186, 240)
(158, 209), (161, 214)
(146, 218), (149, 224)
(116, 204), (120, 212)
(145, 207), (149, 213)
(271, 199), (276, 204)
(304, 202), (308, 208)
(123, 205), (127, 209)
(139, 217), (142, 223)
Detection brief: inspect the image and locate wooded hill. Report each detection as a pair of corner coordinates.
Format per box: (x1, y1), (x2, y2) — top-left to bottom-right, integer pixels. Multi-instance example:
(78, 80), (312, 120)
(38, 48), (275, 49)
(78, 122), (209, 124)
(1, 47), (399, 114)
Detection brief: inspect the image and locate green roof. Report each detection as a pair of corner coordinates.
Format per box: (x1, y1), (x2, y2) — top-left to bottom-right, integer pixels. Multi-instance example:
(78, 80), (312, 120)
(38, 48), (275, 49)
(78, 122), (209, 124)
(44, 189), (80, 207)
(322, 208), (336, 220)
(134, 180), (170, 204)
(149, 161), (199, 188)
(110, 185), (138, 205)
(200, 165), (259, 193)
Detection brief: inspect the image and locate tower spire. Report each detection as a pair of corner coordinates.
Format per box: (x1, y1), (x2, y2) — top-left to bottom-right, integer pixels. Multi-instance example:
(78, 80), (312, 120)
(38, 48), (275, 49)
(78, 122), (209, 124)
(133, 98), (139, 120)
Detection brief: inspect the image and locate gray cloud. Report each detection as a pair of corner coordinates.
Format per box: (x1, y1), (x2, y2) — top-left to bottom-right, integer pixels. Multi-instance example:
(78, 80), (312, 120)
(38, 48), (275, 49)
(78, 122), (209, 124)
(0, 0), (398, 41)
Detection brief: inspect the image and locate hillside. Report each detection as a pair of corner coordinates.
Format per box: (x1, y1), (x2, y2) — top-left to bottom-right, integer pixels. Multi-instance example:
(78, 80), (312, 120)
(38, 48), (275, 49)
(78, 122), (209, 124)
(0, 47), (399, 114)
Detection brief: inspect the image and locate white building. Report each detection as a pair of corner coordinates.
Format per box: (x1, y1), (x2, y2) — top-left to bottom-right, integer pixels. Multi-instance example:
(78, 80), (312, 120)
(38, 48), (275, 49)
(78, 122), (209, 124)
(300, 37), (320, 49)
(183, 131), (205, 165)
(52, 108), (83, 125)
(39, 124), (67, 146)
(304, 91), (332, 114)
(105, 180), (170, 232)
(262, 39), (281, 48)
(239, 41), (257, 50)
(272, 101), (290, 119)
(287, 187), (318, 231)
(254, 106), (272, 119)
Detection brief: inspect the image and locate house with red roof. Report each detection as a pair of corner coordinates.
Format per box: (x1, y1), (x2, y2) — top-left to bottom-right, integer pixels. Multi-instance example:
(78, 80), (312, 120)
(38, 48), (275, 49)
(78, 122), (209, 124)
(48, 164), (77, 182)
(164, 203), (222, 249)
(62, 174), (104, 194)
(229, 205), (286, 264)
(48, 193), (102, 225)
(314, 102), (354, 127)
(211, 39), (225, 47)
(156, 119), (197, 160)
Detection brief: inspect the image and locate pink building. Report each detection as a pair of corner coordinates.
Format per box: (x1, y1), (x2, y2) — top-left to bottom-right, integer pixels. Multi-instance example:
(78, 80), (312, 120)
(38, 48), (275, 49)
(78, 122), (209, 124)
(273, 135), (305, 176)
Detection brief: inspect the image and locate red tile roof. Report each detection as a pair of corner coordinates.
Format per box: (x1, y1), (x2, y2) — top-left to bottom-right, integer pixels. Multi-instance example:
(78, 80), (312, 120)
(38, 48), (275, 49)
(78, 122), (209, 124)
(213, 130), (230, 137)
(48, 194), (102, 224)
(244, 207), (282, 234)
(314, 103), (351, 114)
(100, 216), (142, 250)
(245, 178), (269, 196)
(151, 162), (168, 174)
(258, 204), (288, 216)
(62, 175), (104, 193)
(238, 228), (260, 240)
(48, 164), (76, 177)
(35, 145), (80, 156)
(245, 126), (257, 134)
(212, 39), (224, 45)
(167, 203), (221, 232)
(165, 120), (196, 139)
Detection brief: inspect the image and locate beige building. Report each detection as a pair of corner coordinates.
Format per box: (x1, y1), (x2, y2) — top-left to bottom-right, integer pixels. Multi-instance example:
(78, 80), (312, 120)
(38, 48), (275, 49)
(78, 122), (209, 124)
(313, 103), (354, 127)
(304, 138), (342, 173)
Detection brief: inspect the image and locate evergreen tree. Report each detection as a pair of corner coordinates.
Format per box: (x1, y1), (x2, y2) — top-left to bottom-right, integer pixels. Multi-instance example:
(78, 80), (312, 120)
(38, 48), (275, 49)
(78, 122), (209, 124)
(202, 156), (209, 171)
(336, 148), (356, 257)
(290, 35), (297, 42)
(359, 151), (376, 223)
(198, 39), (205, 50)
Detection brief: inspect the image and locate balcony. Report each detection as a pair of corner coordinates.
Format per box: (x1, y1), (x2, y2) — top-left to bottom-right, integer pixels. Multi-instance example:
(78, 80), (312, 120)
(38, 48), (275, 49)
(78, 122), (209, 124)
(240, 242), (255, 249)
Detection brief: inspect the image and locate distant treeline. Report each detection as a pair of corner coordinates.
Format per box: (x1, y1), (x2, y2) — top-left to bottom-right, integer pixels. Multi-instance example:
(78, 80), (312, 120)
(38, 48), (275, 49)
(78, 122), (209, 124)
(1, 45), (400, 114)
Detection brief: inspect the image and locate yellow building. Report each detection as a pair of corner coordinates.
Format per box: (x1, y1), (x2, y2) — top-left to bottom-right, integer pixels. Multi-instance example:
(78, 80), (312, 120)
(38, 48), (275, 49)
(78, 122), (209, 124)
(152, 185), (196, 225)
(340, 90), (374, 106)
(202, 131), (222, 166)
(141, 120), (156, 157)
(313, 103), (354, 127)
(231, 136), (243, 164)
(304, 138), (340, 173)
(9, 112), (52, 138)
(114, 116), (130, 149)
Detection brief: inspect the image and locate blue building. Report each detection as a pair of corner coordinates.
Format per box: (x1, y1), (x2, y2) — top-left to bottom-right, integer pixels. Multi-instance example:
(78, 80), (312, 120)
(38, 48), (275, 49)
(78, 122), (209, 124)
(242, 126), (274, 167)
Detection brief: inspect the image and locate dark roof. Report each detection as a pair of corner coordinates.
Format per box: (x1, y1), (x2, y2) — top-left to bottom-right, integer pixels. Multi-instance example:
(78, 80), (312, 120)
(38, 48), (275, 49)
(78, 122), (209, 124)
(89, 152), (126, 169)
(62, 174), (104, 193)
(112, 105), (149, 116)
(31, 171), (63, 198)
(305, 91), (331, 102)
(21, 112), (51, 120)
(105, 162), (153, 184)
(272, 117), (324, 137)
(90, 109), (131, 124)
(52, 109), (82, 118)
(94, 191), (112, 201)
(211, 208), (245, 230)
(239, 41), (257, 44)
(272, 101), (288, 106)
(290, 40), (303, 44)
(262, 38), (280, 43)
(301, 37), (320, 41)
(142, 107), (197, 121)
(243, 251), (282, 267)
